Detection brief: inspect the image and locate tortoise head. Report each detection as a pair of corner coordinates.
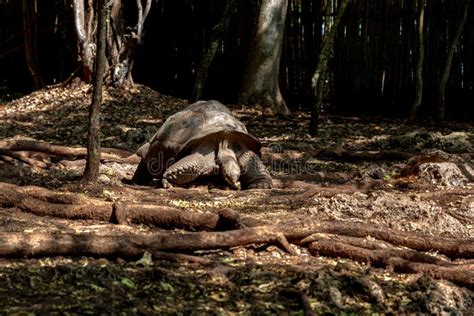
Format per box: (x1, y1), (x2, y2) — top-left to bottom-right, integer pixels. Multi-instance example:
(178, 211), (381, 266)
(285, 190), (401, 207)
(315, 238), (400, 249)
(217, 140), (241, 190)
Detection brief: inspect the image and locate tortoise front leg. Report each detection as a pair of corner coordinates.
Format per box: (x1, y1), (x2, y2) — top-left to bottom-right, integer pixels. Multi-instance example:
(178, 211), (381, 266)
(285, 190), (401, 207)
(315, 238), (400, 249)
(162, 153), (217, 188)
(238, 150), (272, 189)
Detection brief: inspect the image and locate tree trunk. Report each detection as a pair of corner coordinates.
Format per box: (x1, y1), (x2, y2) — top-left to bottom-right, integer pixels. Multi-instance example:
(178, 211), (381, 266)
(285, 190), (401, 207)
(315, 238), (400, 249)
(82, 0), (107, 182)
(309, 0), (349, 136)
(21, 0), (43, 89)
(72, 0), (151, 87)
(72, 0), (95, 83)
(192, 0), (238, 102)
(238, 0), (290, 115)
(410, 0), (426, 121)
(108, 0), (151, 87)
(436, 0), (471, 121)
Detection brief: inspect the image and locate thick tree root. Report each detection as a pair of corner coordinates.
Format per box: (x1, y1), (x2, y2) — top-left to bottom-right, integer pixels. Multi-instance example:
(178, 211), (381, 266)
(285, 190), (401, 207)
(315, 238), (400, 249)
(298, 220), (474, 259)
(0, 181), (472, 287)
(0, 138), (140, 165)
(0, 219), (471, 259)
(114, 204), (242, 231)
(0, 148), (50, 169)
(308, 241), (474, 288)
(1, 182), (472, 258)
(0, 228), (279, 256)
(0, 182), (114, 221)
(0, 222), (472, 287)
(0, 183), (240, 230)
(303, 234), (454, 266)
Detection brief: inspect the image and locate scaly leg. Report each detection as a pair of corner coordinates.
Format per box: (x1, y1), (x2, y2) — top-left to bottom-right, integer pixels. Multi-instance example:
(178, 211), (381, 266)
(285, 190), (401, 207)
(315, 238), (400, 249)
(238, 150), (272, 189)
(162, 152), (217, 188)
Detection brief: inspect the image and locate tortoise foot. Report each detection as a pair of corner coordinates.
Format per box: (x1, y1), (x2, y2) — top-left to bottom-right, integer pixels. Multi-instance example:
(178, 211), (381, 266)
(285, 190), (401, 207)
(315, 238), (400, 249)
(162, 178), (173, 189)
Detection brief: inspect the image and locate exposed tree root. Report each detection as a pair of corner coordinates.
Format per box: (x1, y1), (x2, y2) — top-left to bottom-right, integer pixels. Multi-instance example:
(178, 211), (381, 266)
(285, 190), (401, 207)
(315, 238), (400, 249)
(272, 179), (319, 190)
(1, 181), (472, 258)
(301, 233), (398, 250)
(0, 219), (471, 259)
(0, 220), (472, 287)
(300, 220), (474, 259)
(0, 148), (50, 169)
(0, 177), (472, 287)
(0, 182), (241, 231)
(308, 241), (474, 288)
(0, 182), (114, 221)
(303, 234), (453, 266)
(275, 233), (297, 255)
(444, 209), (474, 225)
(114, 204), (242, 231)
(0, 228), (278, 257)
(0, 138), (140, 165)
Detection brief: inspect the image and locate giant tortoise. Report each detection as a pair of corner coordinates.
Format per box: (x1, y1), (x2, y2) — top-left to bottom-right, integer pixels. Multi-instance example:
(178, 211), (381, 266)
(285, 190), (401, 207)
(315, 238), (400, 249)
(132, 100), (272, 189)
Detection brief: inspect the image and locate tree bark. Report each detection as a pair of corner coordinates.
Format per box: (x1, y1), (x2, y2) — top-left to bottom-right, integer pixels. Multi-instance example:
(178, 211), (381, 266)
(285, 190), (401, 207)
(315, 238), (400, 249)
(108, 0), (151, 87)
(410, 0), (426, 121)
(192, 0), (238, 101)
(0, 182), (244, 231)
(72, 0), (151, 87)
(436, 0), (471, 121)
(0, 149), (49, 169)
(0, 138), (137, 162)
(238, 0), (290, 115)
(309, 0), (349, 135)
(1, 204), (471, 259)
(0, 225), (471, 287)
(21, 0), (43, 89)
(114, 204), (242, 231)
(72, 0), (95, 83)
(0, 220), (471, 259)
(308, 241), (474, 288)
(82, 0), (108, 182)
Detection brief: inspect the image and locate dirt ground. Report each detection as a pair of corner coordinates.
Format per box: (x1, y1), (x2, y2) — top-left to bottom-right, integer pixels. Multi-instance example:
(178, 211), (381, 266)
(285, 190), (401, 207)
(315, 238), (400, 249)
(0, 84), (473, 314)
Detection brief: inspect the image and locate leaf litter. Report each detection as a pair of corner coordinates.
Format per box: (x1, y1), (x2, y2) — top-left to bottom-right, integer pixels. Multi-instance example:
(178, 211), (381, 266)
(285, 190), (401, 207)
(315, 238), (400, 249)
(0, 83), (473, 314)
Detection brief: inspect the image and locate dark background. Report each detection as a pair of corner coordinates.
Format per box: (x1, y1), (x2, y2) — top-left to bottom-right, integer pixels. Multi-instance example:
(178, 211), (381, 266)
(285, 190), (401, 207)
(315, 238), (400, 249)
(1, 0), (473, 119)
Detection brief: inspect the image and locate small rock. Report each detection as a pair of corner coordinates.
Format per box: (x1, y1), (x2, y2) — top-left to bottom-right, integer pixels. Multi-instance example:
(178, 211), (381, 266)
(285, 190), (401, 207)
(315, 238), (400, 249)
(98, 174), (111, 184)
(418, 162), (469, 187)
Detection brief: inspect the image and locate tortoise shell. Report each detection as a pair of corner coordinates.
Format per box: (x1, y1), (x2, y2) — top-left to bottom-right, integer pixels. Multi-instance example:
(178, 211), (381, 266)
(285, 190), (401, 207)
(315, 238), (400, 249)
(136, 100), (261, 179)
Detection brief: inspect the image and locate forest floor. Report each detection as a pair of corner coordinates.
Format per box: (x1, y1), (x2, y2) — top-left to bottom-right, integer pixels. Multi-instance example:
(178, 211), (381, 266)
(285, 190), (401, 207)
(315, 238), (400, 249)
(0, 84), (473, 314)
